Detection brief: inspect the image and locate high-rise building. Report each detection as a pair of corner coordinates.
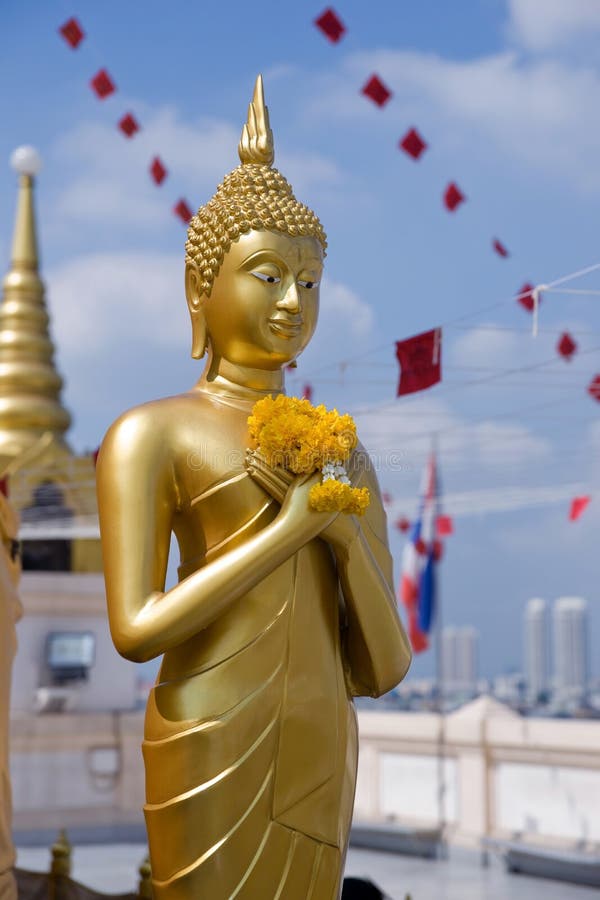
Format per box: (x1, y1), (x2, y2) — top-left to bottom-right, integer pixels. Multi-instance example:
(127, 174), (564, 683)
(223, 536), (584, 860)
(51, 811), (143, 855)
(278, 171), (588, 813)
(553, 597), (589, 707)
(524, 598), (550, 704)
(440, 626), (478, 696)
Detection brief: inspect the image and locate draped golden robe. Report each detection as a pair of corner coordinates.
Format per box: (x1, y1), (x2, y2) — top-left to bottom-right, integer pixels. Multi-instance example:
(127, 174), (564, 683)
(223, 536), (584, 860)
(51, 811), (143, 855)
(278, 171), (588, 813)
(143, 470), (357, 899)
(99, 388), (409, 900)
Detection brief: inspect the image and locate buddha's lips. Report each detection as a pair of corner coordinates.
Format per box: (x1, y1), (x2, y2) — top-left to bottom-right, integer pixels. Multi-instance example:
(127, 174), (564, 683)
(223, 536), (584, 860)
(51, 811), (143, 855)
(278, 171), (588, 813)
(268, 318), (303, 336)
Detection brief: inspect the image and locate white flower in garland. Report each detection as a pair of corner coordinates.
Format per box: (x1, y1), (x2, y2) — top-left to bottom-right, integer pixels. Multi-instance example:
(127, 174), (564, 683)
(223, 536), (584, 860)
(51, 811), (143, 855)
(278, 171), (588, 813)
(322, 462), (351, 485)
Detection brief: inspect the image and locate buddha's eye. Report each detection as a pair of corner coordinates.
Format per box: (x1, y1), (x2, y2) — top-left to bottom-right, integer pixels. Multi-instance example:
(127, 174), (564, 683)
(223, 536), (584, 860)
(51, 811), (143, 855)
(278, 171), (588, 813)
(297, 279), (319, 290)
(250, 270), (281, 285)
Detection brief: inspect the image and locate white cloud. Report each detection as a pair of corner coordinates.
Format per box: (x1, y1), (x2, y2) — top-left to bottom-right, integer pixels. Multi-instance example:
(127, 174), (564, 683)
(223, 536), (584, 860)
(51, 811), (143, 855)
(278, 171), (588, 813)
(470, 420), (550, 468)
(450, 325), (523, 370)
(320, 279), (374, 338)
(507, 0), (600, 50)
(438, 481), (585, 517)
(309, 48), (600, 192)
(47, 251), (187, 354)
(353, 393), (551, 479)
(495, 490), (599, 556)
(50, 106), (343, 232)
(277, 151), (343, 197)
(449, 318), (599, 382)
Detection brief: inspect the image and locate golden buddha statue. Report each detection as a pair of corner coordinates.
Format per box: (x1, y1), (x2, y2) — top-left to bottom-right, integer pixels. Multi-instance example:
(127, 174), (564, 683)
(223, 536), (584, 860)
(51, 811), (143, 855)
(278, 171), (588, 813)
(0, 490), (22, 900)
(97, 76), (411, 899)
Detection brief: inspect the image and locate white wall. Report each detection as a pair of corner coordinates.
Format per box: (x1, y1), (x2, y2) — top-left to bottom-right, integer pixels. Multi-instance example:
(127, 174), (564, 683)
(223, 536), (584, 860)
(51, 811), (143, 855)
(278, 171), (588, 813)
(378, 753), (457, 824)
(355, 698), (600, 850)
(496, 763), (600, 842)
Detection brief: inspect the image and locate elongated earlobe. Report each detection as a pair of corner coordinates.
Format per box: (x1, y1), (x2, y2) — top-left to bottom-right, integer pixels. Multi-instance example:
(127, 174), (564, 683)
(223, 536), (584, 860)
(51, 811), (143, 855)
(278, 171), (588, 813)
(185, 264), (208, 359)
(190, 312), (208, 359)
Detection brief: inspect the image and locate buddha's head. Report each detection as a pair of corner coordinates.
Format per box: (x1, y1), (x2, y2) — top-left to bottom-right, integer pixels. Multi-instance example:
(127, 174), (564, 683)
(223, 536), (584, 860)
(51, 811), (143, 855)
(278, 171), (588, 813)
(184, 76), (327, 370)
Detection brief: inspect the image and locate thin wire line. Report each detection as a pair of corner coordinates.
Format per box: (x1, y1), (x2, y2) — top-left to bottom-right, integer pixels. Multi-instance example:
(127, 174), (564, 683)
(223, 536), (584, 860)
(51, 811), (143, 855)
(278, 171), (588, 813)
(295, 260), (600, 383)
(331, 361), (594, 374)
(349, 341), (600, 416)
(544, 288), (600, 297)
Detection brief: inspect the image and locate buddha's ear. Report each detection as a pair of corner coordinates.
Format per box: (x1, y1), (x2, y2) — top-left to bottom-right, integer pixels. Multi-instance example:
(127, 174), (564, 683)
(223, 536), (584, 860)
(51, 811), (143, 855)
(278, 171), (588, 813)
(185, 264), (208, 360)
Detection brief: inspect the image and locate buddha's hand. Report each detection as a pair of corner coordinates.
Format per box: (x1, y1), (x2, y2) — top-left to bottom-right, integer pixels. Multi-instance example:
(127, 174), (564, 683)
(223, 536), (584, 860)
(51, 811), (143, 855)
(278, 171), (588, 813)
(245, 450), (358, 550)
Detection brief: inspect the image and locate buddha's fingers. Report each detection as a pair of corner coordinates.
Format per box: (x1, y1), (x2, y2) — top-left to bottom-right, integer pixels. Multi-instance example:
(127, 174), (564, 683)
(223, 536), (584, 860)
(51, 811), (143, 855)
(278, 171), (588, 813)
(246, 450), (294, 488)
(252, 464), (289, 495)
(244, 451), (291, 503)
(246, 464), (286, 504)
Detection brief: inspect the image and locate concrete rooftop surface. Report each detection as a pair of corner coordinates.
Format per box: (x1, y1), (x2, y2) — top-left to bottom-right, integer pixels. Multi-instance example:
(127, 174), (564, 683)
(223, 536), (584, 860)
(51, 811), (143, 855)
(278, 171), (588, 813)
(15, 842), (599, 899)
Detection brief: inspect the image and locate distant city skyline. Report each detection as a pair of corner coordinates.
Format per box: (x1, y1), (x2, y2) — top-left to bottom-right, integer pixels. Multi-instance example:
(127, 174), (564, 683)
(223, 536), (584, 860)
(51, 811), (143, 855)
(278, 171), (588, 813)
(524, 598), (550, 704)
(553, 597), (590, 707)
(440, 625), (478, 696)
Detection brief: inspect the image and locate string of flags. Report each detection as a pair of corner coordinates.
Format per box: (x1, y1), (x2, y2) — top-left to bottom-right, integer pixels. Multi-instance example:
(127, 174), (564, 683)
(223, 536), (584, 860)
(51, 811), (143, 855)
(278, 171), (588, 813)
(312, 8), (597, 393)
(314, 7), (504, 255)
(58, 16), (194, 225)
(392, 493), (592, 536)
(298, 258), (600, 409)
(296, 260), (600, 555)
(315, 8), (600, 635)
(311, 9), (600, 505)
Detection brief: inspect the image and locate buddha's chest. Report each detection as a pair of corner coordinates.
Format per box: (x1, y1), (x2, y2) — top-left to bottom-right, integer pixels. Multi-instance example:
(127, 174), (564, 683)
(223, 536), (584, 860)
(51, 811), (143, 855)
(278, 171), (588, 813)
(173, 415), (275, 567)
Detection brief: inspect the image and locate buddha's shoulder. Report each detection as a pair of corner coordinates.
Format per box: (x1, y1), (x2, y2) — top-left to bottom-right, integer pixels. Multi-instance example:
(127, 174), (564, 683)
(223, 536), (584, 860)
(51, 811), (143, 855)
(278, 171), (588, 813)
(101, 391), (217, 454)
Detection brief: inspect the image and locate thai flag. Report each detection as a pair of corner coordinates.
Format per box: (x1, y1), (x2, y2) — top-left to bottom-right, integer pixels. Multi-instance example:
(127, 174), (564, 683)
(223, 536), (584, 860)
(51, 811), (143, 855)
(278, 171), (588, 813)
(400, 454), (441, 653)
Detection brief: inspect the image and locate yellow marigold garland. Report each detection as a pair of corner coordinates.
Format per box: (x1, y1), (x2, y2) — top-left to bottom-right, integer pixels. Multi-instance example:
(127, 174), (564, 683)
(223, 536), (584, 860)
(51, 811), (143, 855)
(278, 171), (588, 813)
(248, 395), (370, 515)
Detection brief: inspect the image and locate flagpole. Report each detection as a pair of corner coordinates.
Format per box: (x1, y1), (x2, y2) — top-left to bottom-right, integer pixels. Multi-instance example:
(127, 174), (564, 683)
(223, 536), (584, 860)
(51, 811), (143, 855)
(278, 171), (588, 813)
(433, 434), (448, 861)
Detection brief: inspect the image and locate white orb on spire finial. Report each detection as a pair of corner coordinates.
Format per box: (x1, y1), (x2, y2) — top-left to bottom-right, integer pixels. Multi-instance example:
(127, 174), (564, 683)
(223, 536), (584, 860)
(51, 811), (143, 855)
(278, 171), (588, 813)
(10, 145), (42, 177)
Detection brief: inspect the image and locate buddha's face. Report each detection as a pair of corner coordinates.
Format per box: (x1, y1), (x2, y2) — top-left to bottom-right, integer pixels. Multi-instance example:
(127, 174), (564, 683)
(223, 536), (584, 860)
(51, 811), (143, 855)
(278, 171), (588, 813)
(187, 230), (323, 369)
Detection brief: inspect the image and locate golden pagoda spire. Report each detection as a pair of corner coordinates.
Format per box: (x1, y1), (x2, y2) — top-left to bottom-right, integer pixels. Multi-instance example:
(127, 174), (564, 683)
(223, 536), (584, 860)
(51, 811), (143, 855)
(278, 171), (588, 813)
(0, 147), (71, 464)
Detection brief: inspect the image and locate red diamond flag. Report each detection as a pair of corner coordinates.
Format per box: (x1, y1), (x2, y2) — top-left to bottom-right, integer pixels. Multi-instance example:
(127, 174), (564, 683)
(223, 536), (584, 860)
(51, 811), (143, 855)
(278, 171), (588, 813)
(396, 328), (442, 397)
(119, 113), (140, 138)
(395, 517), (411, 533)
(174, 199), (193, 224)
(150, 157), (167, 185)
(436, 514), (453, 536)
(399, 128), (427, 160)
(302, 384), (313, 402)
(443, 182), (465, 211)
(557, 332), (577, 360)
(569, 495), (591, 521)
(493, 238), (509, 258)
(361, 74), (392, 108)
(90, 69), (116, 100)
(314, 8), (346, 43)
(588, 374), (600, 402)
(517, 282), (538, 312)
(59, 17), (84, 48)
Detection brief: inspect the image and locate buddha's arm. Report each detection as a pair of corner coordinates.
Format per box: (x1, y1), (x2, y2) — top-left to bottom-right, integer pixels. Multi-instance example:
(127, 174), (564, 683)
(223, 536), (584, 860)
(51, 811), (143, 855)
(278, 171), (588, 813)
(331, 456), (412, 697)
(97, 410), (332, 663)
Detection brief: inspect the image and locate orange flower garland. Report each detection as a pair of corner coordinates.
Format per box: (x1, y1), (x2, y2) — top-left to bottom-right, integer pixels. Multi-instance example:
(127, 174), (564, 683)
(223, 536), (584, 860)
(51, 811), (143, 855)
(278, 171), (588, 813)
(248, 395), (370, 515)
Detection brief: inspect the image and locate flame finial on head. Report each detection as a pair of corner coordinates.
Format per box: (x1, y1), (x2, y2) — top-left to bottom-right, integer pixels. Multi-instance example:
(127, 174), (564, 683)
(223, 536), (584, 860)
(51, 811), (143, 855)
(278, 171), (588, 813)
(238, 75), (274, 167)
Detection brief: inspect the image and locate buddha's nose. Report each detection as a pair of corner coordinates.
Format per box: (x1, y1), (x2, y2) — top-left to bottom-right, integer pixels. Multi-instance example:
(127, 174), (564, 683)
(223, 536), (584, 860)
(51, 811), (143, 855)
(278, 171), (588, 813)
(276, 281), (300, 314)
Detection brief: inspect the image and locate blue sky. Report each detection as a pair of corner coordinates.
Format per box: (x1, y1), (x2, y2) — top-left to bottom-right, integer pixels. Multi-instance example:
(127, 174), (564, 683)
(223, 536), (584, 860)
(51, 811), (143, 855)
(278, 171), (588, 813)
(1, 0), (600, 680)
